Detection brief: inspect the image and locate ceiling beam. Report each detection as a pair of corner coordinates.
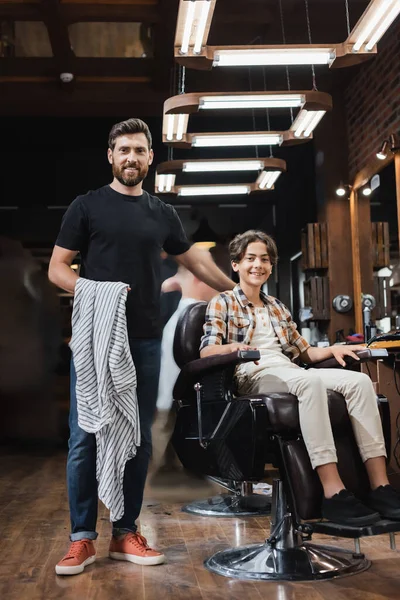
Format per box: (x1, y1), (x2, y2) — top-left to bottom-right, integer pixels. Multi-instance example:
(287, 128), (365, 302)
(0, 1), (160, 22)
(0, 57), (154, 77)
(40, 0), (75, 76)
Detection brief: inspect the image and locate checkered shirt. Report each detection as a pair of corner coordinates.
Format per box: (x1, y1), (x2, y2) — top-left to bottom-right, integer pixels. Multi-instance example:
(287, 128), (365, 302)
(199, 284), (310, 361)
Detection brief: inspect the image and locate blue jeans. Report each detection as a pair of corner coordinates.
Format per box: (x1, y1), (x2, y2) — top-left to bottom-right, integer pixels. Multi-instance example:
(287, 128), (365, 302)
(67, 338), (161, 541)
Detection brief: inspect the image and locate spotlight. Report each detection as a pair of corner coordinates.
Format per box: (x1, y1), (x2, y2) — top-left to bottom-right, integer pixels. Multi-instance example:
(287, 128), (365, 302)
(336, 182), (350, 197)
(376, 140), (388, 160)
(361, 184), (372, 196)
(376, 134), (400, 160)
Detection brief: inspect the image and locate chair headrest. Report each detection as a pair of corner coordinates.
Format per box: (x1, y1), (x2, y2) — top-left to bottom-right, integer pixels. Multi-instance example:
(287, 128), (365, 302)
(173, 301), (207, 368)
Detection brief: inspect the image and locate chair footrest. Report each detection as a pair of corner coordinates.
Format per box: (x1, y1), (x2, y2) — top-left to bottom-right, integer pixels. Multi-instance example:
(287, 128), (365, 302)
(306, 519), (400, 538)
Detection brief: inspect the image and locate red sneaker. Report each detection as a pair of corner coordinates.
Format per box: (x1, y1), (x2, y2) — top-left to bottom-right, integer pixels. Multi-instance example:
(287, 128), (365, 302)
(109, 532), (165, 566)
(55, 539), (96, 575)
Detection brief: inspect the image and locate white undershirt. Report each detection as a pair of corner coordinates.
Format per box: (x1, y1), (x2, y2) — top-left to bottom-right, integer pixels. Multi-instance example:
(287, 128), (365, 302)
(235, 306), (292, 382)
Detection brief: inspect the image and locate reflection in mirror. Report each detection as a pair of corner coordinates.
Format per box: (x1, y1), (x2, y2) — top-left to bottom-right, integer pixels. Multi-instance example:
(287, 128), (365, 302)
(369, 162), (399, 333)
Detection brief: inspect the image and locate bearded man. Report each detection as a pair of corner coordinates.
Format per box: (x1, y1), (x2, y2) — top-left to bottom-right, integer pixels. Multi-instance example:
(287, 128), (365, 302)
(48, 118), (234, 575)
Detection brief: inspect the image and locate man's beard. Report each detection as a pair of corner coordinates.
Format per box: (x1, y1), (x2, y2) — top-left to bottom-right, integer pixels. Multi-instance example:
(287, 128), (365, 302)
(113, 163), (148, 187)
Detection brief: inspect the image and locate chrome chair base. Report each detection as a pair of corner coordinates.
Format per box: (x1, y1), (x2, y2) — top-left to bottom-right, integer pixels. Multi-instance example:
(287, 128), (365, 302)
(204, 541), (370, 581)
(182, 493), (272, 517)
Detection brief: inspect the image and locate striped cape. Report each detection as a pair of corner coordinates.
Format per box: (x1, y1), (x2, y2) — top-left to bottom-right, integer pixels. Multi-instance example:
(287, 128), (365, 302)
(70, 278), (140, 522)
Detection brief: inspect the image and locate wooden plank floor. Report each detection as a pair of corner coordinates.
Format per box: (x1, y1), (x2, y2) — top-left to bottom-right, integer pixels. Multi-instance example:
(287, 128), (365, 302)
(1, 448), (399, 600)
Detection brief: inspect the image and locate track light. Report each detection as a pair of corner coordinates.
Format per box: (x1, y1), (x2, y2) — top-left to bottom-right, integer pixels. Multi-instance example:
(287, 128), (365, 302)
(376, 139), (389, 160)
(376, 134), (399, 160)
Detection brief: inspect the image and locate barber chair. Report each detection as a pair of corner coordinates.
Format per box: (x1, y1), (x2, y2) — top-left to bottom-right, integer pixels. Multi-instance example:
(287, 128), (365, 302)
(171, 302), (400, 581)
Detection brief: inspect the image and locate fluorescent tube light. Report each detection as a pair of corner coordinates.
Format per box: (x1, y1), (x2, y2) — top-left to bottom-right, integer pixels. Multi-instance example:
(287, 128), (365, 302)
(193, 1), (211, 54)
(199, 94), (304, 110)
(291, 110), (325, 138)
(192, 133), (283, 147)
(352, 0), (399, 52)
(166, 115), (175, 141)
(176, 114), (186, 140)
(156, 173), (176, 193)
(213, 48), (335, 67)
(365, 1), (400, 50)
(258, 171), (282, 190)
(182, 160), (265, 172)
(179, 185), (251, 196)
(165, 113), (188, 141)
(303, 110), (326, 137)
(180, 0), (196, 55)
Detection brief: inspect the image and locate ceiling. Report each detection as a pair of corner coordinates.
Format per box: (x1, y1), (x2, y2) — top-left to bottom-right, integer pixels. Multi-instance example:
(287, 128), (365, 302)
(0, 0), (371, 117)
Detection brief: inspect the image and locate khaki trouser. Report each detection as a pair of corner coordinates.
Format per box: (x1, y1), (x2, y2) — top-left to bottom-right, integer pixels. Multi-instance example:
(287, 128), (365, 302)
(238, 365), (387, 470)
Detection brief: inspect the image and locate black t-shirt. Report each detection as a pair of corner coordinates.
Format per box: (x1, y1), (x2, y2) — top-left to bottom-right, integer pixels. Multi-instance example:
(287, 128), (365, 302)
(55, 185), (190, 338)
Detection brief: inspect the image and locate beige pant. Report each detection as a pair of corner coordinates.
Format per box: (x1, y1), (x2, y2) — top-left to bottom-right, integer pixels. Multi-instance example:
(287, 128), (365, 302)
(238, 364), (387, 469)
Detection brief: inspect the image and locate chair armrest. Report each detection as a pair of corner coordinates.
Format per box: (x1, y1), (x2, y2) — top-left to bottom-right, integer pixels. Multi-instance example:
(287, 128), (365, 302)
(309, 348), (388, 370)
(173, 349), (260, 400)
(180, 349), (259, 377)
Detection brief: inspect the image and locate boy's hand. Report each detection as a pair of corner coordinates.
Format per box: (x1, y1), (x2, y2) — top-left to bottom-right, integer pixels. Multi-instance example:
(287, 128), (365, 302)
(225, 343), (259, 364)
(330, 344), (365, 367)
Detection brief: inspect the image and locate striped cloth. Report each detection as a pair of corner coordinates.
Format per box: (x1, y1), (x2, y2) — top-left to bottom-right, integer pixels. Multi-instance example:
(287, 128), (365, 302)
(70, 278), (140, 522)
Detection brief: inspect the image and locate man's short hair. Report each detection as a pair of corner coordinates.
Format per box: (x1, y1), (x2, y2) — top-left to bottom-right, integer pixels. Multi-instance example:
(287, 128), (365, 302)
(229, 230), (278, 266)
(108, 118), (152, 150)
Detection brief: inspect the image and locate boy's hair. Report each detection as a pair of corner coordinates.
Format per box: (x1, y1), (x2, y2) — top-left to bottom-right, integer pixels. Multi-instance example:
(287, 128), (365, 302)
(229, 230), (278, 266)
(108, 118), (152, 150)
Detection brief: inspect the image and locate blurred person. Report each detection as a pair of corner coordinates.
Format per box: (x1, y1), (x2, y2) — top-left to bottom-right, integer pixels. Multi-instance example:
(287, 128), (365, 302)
(151, 252), (221, 484)
(48, 118), (235, 575)
(0, 236), (61, 395)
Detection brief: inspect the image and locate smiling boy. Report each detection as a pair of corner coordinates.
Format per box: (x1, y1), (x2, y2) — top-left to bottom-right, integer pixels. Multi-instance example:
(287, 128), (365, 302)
(200, 230), (400, 526)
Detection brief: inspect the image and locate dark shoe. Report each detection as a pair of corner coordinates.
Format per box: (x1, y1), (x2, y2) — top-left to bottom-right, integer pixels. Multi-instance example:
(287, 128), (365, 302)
(322, 489), (380, 526)
(367, 485), (400, 520)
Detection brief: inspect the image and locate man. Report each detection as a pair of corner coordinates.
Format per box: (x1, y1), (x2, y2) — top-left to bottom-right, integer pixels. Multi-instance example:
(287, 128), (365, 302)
(48, 118), (234, 575)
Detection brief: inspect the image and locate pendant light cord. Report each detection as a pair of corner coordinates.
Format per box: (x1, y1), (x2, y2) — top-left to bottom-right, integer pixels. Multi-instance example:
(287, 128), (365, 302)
(304, 0), (317, 90)
(262, 67), (273, 158)
(344, 0), (351, 36)
(278, 0), (294, 122)
(248, 67), (259, 159)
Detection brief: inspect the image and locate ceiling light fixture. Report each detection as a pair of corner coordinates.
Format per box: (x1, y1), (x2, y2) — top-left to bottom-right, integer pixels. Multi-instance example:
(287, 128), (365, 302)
(155, 158), (286, 195)
(174, 0), (390, 69)
(213, 47), (335, 67)
(163, 91), (332, 145)
(351, 0), (400, 53)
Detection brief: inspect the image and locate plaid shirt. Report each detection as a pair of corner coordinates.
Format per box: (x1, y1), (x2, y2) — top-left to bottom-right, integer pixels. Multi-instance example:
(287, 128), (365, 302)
(200, 284), (310, 361)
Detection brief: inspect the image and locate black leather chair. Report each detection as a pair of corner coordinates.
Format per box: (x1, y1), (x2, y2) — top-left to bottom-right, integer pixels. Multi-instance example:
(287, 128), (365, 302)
(171, 301), (400, 581)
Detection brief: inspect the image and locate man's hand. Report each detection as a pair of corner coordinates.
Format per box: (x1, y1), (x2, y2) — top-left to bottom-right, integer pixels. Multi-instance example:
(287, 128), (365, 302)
(330, 344), (365, 367)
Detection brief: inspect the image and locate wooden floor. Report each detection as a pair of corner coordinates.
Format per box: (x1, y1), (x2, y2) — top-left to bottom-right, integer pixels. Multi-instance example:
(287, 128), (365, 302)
(1, 448), (400, 600)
